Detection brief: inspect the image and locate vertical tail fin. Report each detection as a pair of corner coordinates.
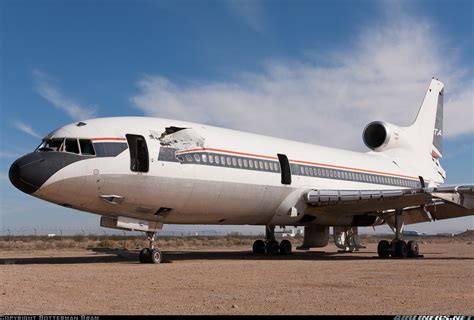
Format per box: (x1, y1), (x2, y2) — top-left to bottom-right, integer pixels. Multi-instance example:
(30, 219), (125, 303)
(410, 79), (444, 159)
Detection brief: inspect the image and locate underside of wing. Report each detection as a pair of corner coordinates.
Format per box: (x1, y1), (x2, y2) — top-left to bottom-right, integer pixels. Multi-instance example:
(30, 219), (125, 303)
(302, 185), (474, 227)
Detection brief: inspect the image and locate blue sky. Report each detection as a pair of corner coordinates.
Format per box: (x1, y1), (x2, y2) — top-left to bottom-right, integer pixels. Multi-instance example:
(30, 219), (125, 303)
(0, 0), (472, 235)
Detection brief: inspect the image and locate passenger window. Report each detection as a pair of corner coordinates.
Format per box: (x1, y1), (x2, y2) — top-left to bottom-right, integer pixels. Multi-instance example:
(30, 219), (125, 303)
(194, 154), (201, 162)
(215, 156), (220, 164)
(249, 160), (253, 168)
(237, 158), (242, 167)
(202, 154), (207, 163)
(221, 156), (226, 165)
(243, 159), (248, 168)
(264, 162), (268, 170)
(126, 134), (149, 172)
(186, 155), (192, 162)
(65, 139), (80, 154)
(79, 139), (95, 155)
(226, 157), (232, 166)
(300, 167), (304, 174)
(209, 154), (214, 163)
(232, 158), (237, 166)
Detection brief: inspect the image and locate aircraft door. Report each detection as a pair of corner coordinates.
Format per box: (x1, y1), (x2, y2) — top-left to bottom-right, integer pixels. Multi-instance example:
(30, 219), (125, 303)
(126, 134), (149, 172)
(277, 154), (291, 185)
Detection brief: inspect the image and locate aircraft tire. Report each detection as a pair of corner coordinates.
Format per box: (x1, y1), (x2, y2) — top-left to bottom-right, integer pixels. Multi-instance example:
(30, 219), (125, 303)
(393, 240), (408, 258)
(266, 240), (279, 255)
(252, 240), (266, 254)
(149, 248), (162, 264)
(279, 239), (292, 255)
(139, 248), (150, 263)
(377, 240), (390, 258)
(407, 240), (419, 258)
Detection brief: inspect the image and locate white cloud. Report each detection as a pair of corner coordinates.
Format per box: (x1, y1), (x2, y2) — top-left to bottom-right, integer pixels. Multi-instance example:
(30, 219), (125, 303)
(131, 8), (473, 152)
(226, 0), (267, 34)
(34, 71), (96, 120)
(13, 121), (41, 138)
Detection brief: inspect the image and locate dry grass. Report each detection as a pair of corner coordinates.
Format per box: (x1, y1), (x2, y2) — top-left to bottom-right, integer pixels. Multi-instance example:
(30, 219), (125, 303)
(0, 230), (472, 251)
(0, 234), (288, 251)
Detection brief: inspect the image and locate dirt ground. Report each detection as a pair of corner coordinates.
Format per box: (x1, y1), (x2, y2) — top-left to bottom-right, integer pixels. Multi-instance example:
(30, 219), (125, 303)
(0, 241), (473, 315)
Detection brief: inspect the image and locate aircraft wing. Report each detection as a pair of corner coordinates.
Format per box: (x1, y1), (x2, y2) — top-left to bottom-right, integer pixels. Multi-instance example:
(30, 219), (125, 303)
(303, 185), (474, 226)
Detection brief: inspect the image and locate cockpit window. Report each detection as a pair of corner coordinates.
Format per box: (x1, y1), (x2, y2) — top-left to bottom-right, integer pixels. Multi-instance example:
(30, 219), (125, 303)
(79, 139), (95, 155)
(37, 138), (96, 156)
(38, 138), (64, 152)
(65, 139), (80, 154)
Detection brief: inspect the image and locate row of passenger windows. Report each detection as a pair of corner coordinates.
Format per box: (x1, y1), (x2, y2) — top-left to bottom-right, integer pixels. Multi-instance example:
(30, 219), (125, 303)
(176, 152), (417, 188)
(177, 153), (280, 172)
(37, 138), (95, 155)
(297, 164), (418, 187)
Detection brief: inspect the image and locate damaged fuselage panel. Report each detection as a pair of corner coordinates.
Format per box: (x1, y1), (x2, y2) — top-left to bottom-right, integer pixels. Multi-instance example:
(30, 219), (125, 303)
(153, 127), (205, 151)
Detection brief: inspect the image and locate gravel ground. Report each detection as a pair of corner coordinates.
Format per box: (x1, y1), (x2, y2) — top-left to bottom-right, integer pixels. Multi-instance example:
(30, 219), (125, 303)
(0, 242), (473, 315)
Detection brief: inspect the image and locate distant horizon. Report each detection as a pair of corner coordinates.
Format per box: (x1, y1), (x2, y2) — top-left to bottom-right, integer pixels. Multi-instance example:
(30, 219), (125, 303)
(1, 223), (472, 237)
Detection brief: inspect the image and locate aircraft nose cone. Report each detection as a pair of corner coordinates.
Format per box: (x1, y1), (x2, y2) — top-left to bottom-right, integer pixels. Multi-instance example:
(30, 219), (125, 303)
(9, 153), (45, 194)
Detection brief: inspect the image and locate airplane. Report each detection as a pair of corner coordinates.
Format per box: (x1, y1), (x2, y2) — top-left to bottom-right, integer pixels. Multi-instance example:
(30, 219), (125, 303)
(9, 78), (473, 263)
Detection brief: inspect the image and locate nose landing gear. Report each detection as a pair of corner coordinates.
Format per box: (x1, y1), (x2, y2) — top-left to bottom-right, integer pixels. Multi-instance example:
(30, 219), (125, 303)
(139, 232), (163, 263)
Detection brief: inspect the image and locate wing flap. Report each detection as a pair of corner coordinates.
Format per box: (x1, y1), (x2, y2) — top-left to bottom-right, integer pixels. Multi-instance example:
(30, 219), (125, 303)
(302, 185), (474, 225)
(428, 202), (474, 220)
(431, 185), (474, 209)
(304, 188), (431, 215)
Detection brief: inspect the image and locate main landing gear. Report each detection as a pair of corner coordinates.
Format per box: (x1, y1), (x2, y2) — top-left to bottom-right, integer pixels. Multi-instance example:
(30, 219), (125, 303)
(252, 226), (293, 255)
(377, 209), (421, 259)
(139, 232), (163, 264)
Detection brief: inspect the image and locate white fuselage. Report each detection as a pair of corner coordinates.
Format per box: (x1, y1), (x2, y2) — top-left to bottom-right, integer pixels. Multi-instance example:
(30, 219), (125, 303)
(32, 117), (427, 226)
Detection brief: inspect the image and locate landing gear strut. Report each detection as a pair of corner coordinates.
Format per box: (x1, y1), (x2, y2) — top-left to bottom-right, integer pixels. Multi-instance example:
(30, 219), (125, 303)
(139, 232), (162, 264)
(252, 226), (292, 255)
(377, 209), (420, 259)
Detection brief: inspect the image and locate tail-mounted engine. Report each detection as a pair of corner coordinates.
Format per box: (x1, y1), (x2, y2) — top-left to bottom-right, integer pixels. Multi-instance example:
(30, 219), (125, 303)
(362, 121), (410, 152)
